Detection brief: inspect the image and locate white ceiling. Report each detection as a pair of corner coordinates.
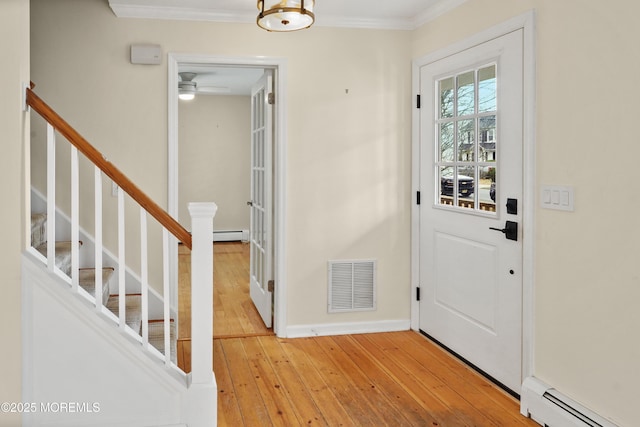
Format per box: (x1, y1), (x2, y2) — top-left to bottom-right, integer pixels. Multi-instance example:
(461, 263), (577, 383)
(110, 0), (469, 31)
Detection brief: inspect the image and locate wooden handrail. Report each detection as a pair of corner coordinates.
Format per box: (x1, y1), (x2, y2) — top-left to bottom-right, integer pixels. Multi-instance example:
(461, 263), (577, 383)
(26, 87), (192, 250)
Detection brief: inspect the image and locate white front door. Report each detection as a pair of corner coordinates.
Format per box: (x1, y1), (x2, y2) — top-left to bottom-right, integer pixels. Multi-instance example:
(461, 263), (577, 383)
(249, 71), (273, 328)
(419, 29), (524, 392)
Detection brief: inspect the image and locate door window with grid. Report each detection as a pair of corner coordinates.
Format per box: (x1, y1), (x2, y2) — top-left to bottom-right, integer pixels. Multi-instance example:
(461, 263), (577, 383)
(435, 64), (497, 213)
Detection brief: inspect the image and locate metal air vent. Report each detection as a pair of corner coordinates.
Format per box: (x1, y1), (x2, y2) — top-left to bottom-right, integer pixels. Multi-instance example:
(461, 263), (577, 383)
(328, 260), (376, 313)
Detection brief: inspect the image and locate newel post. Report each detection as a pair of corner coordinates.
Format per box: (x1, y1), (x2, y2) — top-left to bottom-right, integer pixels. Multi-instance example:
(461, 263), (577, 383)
(188, 202), (217, 384)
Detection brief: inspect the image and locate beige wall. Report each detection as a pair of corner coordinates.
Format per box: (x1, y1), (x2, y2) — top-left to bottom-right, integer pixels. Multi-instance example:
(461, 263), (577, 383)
(414, 1), (639, 425)
(30, 0), (412, 328)
(179, 95), (251, 232)
(0, 0), (28, 425)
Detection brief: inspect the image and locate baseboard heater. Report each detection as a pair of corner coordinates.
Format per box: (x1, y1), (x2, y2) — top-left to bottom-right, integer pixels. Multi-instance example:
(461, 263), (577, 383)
(520, 377), (618, 427)
(212, 230), (249, 242)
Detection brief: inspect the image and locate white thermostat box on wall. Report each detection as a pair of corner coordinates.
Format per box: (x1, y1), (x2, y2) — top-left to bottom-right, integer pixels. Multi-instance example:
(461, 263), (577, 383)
(130, 44), (162, 65)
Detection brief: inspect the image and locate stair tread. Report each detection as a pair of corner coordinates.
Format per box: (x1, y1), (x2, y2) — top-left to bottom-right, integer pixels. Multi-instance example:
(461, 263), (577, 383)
(106, 294), (142, 333)
(30, 212), (176, 363)
(35, 241), (78, 276)
(30, 212), (177, 367)
(35, 240), (73, 255)
(30, 213), (47, 248)
(79, 267), (114, 284)
(31, 212), (47, 225)
(79, 268), (114, 306)
(148, 320), (177, 363)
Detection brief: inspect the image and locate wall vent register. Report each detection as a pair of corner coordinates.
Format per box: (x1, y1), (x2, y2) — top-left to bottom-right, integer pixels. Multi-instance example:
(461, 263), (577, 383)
(328, 260), (376, 313)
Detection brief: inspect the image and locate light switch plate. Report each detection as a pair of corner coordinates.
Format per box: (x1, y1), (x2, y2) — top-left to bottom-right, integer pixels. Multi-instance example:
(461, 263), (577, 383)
(541, 185), (574, 211)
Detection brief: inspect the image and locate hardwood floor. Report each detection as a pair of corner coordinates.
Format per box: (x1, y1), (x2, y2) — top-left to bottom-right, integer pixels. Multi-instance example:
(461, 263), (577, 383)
(177, 241), (272, 339)
(177, 242), (537, 426)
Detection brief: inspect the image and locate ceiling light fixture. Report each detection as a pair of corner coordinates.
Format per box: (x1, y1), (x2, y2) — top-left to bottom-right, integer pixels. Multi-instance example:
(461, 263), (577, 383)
(178, 72), (197, 101)
(257, 0), (315, 32)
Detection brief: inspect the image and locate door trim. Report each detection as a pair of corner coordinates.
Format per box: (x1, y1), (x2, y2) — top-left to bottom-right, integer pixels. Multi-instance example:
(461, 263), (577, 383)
(167, 54), (289, 337)
(411, 11), (536, 383)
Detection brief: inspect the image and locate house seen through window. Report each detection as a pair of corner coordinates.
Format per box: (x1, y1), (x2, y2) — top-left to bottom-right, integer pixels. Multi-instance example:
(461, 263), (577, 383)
(435, 63), (497, 213)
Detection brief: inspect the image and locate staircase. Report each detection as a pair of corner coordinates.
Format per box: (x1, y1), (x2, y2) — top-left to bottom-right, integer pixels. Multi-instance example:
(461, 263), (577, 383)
(30, 212), (176, 360)
(23, 84), (217, 426)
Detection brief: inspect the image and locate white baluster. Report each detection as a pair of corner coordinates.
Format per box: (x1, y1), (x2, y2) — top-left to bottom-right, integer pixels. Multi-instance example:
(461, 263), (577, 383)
(189, 202), (217, 385)
(140, 208), (149, 348)
(94, 166), (103, 310)
(118, 187), (126, 329)
(71, 146), (79, 291)
(163, 229), (171, 365)
(46, 124), (55, 273)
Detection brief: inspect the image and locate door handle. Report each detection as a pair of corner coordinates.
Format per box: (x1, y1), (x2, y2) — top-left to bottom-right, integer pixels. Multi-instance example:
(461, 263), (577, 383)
(489, 220), (518, 241)
(247, 201), (253, 206)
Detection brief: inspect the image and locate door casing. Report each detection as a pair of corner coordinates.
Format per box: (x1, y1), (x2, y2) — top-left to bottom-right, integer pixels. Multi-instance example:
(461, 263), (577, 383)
(410, 11), (536, 383)
(167, 54), (288, 337)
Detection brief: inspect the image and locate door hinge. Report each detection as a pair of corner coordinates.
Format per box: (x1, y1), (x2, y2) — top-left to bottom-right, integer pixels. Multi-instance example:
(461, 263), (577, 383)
(416, 287), (421, 301)
(267, 279), (275, 293)
(416, 191), (421, 205)
(268, 92), (275, 105)
(416, 94), (421, 109)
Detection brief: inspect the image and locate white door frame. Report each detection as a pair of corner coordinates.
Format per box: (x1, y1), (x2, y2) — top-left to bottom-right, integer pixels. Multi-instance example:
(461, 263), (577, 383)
(411, 11), (536, 382)
(167, 54), (288, 337)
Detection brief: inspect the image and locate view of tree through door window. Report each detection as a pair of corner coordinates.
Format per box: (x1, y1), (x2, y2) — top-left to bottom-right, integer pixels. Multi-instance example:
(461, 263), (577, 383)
(435, 64), (497, 213)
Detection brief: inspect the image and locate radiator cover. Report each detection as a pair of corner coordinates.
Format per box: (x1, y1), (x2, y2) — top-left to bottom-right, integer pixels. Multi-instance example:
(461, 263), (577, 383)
(520, 377), (618, 427)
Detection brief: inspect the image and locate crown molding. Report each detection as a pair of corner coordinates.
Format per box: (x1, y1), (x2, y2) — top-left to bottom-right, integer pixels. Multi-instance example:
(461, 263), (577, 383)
(109, 0), (470, 30)
(109, 3), (255, 23)
(412, 0), (470, 28)
(315, 15), (413, 31)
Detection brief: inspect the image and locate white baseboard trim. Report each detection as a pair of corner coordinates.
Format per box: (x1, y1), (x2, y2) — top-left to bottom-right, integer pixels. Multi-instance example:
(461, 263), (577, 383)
(285, 319), (410, 338)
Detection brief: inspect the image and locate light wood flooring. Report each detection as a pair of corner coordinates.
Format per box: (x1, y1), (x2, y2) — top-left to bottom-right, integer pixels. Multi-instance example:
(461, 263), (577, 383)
(176, 242), (537, 426)
(177, 241), (272, 340)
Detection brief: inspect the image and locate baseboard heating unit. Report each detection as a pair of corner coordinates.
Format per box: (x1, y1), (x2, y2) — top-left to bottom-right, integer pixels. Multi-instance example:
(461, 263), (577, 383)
(520, 377), (618, 427)
(212, 230), (249, 242)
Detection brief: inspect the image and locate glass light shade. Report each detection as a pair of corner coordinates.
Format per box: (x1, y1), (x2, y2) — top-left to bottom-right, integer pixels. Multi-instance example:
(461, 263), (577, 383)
(257, 0), (315, 32)
(178, 81), (196, 101)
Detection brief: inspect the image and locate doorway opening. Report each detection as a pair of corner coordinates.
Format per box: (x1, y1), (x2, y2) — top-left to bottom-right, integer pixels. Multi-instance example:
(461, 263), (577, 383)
(168, 54), (288, 341)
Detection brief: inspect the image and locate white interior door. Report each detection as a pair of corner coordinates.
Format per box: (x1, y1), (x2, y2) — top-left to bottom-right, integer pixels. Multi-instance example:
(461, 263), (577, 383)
(419, 30), (524, 392)
(249, 71), (273, 328)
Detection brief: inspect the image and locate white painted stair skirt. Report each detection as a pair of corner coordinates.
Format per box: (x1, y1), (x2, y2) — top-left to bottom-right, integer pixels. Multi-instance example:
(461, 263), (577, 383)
(22, 202), (218, 427)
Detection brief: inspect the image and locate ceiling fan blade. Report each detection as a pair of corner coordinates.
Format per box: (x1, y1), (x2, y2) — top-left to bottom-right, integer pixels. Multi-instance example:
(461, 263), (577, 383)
(196, 86), (231, 94)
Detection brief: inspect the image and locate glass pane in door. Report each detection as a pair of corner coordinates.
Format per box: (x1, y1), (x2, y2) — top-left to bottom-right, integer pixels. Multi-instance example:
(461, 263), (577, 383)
(439, 77), (454, 119)
(457, 71), (475, 116)
(457, 165), (475, 203)
(439, 122), (454, 162)
(435, 64), (497, 214)
(457, 119), (475, 162)
(478, 65), (496, 113)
